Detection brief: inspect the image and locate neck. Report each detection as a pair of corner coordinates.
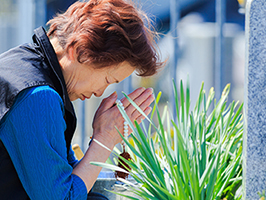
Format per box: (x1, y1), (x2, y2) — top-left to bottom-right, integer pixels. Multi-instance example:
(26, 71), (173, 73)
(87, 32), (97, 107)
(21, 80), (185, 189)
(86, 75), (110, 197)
(50, 37), (66, 61)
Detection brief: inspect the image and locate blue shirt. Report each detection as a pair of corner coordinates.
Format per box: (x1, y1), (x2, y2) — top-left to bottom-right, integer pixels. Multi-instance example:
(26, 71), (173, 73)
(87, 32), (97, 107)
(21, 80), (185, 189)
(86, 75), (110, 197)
(0, 86), (87, 199)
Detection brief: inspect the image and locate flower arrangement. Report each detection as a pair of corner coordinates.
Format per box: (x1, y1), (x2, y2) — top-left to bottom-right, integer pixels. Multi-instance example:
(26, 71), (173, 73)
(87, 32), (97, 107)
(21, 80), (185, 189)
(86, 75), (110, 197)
(92, 78), (243, 200)
(259, 190), (265, 200)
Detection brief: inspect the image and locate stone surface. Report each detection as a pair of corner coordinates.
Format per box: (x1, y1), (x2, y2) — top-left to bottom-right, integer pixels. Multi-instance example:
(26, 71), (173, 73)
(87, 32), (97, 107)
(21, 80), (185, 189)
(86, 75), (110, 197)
(93, 171), (139, 200)
(244, 0), (266, 199)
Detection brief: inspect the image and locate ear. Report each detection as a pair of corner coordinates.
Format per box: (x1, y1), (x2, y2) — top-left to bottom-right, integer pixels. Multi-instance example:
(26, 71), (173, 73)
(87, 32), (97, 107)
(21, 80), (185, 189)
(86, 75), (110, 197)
(67, 46), (75, 61)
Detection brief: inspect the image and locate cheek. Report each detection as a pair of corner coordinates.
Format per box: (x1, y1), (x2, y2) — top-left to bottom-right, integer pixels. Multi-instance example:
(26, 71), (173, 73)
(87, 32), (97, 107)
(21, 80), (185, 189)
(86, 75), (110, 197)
(72, 81), (89, 94)
(84, 81), (102, 93)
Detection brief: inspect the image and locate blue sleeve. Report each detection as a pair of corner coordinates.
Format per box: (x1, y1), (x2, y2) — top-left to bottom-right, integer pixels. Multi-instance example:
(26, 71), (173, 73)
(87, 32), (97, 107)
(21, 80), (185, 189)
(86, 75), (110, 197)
(0, 86), (87, 200)
(68, 146), (79, 167)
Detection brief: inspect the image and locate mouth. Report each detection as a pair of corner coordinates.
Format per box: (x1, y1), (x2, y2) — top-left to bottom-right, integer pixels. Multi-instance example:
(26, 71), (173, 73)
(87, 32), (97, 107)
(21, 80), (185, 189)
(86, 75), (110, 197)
(81, 94), (90, 101)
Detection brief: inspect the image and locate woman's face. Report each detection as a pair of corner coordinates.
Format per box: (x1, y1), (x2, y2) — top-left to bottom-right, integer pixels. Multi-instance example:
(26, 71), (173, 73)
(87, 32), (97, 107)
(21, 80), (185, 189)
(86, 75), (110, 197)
(62, 60), (135, 101)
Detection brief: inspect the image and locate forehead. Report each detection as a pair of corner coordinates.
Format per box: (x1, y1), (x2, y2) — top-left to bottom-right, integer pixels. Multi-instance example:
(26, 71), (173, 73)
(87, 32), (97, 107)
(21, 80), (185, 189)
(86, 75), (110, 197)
(108, 62), (135, 77)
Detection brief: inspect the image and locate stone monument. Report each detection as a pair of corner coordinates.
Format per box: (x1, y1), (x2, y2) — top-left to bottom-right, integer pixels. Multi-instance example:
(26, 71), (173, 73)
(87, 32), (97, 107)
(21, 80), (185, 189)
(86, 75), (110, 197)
(244, 0), (266, 199)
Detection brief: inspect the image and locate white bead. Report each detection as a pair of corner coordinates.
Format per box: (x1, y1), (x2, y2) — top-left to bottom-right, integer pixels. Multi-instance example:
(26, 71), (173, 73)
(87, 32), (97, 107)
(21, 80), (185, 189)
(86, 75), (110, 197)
(116, 99), (130, 142)
(116, 100), (122, 106)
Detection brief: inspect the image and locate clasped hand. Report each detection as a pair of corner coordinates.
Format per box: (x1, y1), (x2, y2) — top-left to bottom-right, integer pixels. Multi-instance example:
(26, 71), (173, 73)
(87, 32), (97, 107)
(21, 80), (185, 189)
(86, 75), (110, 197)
(92, 87), (154, 149)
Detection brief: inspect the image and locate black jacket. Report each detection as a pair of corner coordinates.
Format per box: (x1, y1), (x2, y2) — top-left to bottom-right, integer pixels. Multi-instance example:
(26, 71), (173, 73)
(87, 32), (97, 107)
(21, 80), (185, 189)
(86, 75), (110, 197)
(0, 27), (77, 199)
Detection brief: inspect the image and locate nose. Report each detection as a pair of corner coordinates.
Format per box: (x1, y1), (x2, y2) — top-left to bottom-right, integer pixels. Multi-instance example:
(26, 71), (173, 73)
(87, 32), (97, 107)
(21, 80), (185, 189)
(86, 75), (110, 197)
(94, 86), (107, 97)
(94, 91), (104, 97)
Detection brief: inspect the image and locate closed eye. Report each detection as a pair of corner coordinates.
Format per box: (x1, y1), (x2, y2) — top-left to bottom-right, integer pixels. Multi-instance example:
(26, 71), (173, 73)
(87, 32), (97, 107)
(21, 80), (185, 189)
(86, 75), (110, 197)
(105, 77), (110, 84)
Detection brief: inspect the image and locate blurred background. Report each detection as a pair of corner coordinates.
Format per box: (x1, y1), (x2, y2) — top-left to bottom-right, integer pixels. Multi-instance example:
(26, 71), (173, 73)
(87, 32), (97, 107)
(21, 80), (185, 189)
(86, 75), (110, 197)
(0, 0), (245, 152)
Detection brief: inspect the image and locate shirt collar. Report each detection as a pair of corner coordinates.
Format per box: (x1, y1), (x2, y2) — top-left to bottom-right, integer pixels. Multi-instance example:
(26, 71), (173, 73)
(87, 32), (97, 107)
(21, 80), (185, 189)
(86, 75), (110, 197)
(33, 27), (75, 117)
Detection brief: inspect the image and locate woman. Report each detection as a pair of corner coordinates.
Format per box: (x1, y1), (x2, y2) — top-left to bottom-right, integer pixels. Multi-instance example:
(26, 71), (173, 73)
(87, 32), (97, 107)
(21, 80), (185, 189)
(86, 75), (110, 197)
(0, 0), (162, 199)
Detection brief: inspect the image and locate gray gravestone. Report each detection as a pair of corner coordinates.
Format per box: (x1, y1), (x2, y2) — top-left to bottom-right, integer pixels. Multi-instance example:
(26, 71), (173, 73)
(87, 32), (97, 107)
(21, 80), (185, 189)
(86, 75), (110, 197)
(244, 0), (266, 199)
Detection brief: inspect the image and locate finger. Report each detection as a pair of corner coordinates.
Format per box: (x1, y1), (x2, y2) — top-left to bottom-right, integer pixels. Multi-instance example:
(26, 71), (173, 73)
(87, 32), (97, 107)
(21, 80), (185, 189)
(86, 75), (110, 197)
(97, 92), (117, 113)
(129, 93), (154, 119)
(126, 89), (154, 115)
(120, 87), (145, 107)
(121, 88), (153, 115)
(135, 106), (152, 124)
(129, 88), (154, 107)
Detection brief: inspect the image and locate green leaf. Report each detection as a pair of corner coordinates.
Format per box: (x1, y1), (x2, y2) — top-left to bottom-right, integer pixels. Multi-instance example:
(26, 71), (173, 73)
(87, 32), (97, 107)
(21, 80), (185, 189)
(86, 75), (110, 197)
(90, 162), (129, 174)
(102, 79), (243, 200)
(173, 79), (180, 122)
(186, 75), (191, 122)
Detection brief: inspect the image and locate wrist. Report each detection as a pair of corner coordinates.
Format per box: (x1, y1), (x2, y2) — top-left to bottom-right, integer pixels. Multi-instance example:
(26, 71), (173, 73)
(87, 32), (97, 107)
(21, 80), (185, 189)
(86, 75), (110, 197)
(92, 133), (116, 150)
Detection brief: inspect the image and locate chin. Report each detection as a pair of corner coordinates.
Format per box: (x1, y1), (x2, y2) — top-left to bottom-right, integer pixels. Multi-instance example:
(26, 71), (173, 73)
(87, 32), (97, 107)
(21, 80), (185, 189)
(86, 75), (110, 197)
(68, 95), (78, 102)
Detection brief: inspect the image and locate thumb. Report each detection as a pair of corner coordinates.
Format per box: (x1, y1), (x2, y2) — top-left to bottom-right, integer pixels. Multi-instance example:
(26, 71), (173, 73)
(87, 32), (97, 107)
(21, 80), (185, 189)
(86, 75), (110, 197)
(106, 91), (118, 107)
(99, 91), (118, 112)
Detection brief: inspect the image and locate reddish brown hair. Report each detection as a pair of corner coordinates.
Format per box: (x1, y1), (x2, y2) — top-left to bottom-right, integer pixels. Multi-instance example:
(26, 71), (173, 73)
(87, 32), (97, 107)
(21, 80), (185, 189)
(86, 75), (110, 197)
(47, 0), (163, 76)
